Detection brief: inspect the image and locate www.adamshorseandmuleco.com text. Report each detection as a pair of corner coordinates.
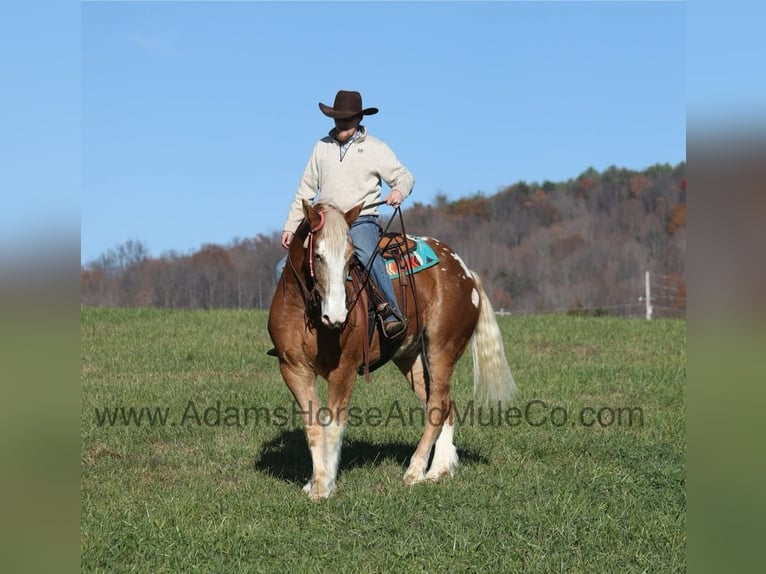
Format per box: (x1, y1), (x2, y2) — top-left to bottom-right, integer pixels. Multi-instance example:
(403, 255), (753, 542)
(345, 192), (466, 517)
(94, 399), (644, 429)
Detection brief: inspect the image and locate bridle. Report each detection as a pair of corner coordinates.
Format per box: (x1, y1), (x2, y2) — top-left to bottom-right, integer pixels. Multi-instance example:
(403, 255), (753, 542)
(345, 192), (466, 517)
(306, 210), (326, 280)
(285, 207), (346, 317)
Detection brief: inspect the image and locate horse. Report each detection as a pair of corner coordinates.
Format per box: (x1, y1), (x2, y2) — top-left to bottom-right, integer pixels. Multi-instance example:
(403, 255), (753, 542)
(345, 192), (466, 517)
(267, 199), (516, 499)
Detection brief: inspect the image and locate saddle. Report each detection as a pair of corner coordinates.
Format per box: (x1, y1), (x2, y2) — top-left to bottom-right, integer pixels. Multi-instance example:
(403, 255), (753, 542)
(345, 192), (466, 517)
(378, 232), (418, 258)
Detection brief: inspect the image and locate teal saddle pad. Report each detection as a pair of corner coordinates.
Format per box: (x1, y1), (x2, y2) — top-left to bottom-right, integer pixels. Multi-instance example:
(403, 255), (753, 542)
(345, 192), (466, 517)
(382, 237), (439, 279)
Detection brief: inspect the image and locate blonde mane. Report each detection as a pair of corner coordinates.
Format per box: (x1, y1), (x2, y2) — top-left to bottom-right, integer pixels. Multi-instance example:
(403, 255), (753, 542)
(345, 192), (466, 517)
(316, 202), (350, 250)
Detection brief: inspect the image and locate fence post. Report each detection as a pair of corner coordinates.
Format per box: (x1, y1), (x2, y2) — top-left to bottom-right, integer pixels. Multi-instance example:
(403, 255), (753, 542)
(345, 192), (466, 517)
(645, 270), (653, 321)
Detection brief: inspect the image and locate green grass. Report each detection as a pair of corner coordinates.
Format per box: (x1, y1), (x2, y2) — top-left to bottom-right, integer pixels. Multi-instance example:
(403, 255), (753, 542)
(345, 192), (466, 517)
(81, 308), (685, 573)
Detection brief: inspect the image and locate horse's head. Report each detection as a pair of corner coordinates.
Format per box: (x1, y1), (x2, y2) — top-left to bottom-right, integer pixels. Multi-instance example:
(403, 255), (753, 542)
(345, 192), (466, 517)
(302, 200), (363, 328)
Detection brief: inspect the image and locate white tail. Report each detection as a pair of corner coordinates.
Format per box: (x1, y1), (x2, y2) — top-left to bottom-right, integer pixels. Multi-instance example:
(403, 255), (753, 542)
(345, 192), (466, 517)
(471, 274), (517, 405)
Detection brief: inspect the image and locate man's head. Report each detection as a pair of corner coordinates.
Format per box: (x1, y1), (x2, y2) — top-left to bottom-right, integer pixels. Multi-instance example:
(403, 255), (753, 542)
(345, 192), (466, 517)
(319, 90), (378, 142)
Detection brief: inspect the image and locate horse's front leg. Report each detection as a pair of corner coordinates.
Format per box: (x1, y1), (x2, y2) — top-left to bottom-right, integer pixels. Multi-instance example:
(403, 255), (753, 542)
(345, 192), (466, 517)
(280, 363), (332, 500)
(322, 368), (358, 495)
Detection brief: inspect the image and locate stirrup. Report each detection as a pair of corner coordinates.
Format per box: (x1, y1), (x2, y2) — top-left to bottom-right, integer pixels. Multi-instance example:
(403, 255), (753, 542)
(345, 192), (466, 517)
(376, 301), (404, 321)
(382, 318), (407, 339)
(376, 302), (407, 338)
(376, 302), (391, 314)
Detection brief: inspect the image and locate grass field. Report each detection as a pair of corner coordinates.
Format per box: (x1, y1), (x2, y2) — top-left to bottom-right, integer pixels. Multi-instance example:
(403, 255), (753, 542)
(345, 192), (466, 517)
(81, 308), (685, 573)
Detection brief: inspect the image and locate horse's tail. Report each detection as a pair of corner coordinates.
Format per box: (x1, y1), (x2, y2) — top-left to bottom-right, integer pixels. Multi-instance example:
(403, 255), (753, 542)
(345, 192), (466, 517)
(470, 273), (517, 405)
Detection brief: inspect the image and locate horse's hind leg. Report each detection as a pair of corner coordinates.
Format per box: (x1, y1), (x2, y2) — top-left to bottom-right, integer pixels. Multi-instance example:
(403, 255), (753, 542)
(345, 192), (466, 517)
(396, 352), (459, 484)
(426, 406), (458, 482)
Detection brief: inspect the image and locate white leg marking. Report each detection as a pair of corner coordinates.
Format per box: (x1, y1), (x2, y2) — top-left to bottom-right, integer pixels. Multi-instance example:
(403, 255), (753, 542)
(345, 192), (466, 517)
(426, 422), (459, 481)
(403, 447), (432, 485)
(323, 423), (345, 495)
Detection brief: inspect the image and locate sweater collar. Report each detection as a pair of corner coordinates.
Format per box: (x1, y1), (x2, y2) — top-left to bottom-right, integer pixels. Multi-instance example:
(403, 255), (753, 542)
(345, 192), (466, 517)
(332, 125), (365, 160)
(329, 124), (366, 145)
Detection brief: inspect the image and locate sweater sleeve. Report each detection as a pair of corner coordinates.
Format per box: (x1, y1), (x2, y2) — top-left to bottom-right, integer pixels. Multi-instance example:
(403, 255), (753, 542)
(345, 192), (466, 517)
(283, 144), (320, 233)
(378, 142), (415, 199)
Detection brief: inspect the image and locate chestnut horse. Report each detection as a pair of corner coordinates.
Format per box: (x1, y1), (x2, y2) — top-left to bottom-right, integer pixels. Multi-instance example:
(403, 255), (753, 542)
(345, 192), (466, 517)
(268, 200), (516, 499)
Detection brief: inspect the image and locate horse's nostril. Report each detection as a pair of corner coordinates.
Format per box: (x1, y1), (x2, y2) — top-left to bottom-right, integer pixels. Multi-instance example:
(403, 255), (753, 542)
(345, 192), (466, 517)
(322, 314), (344, 329)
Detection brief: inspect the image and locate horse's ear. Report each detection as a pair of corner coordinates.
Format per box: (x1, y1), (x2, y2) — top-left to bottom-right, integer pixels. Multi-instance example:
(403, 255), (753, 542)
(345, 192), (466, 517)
(302, 199), (321, 229)
(344, 203), (364, 226)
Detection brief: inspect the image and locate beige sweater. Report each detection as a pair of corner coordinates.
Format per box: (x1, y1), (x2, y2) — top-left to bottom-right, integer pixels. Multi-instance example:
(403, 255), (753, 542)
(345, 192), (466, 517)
(283, 127), (415, 232)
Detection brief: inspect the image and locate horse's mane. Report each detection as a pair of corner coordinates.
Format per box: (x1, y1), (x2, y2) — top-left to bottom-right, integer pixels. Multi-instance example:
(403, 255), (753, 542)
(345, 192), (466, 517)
(285, 201), (351, 305)
(314, 202), (350, 250)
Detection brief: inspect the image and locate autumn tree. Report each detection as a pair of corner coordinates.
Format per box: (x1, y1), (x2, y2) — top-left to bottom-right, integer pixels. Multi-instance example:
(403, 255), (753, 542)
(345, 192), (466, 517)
(81, 163), (685, 317)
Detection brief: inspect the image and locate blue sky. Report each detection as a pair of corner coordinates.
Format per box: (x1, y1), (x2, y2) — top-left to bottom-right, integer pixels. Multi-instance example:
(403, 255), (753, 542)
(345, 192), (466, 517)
(78, 1), (687, 264)
(7, 1), (764, 266)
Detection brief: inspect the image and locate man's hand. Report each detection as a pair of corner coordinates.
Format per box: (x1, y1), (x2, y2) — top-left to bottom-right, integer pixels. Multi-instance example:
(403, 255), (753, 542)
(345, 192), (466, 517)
(385, 190), (404, 207)
(281, 231), (294, 249)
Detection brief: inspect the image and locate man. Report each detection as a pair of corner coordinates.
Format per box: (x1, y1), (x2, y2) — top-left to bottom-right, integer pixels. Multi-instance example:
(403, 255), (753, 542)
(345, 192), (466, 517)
(278, 90), (414, 338)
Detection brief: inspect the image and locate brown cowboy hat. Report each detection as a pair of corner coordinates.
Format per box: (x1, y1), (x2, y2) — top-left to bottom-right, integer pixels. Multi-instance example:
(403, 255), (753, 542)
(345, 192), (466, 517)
(318, 90), (379, 119)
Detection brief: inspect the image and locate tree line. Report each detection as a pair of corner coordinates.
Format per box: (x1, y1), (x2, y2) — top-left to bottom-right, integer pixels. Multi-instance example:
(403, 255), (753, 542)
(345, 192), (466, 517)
(81, 162), (686, 317)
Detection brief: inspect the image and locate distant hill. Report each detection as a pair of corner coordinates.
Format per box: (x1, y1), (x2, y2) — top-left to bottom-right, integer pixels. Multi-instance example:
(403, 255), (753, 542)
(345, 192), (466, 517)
(82, 162), (686, 317)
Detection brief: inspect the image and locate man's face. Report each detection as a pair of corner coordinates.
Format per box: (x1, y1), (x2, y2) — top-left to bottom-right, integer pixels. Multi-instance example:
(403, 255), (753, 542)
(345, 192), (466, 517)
(334, 114), (361, 142)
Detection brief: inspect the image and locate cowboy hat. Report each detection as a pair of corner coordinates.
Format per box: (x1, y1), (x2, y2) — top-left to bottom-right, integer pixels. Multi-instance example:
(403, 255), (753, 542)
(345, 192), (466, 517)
(318, 90), (379, 119)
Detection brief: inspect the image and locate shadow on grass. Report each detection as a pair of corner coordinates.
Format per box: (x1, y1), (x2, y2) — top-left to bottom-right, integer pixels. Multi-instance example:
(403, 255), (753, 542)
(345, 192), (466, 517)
(253, 428), (489, 485)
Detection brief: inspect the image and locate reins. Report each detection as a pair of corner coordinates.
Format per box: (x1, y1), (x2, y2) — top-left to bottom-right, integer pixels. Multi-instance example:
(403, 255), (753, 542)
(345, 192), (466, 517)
(285, 222), (318, 312)
(345, 204), (430, 381)
(374, 204), (430, 384)
(347, 204), (422, 331)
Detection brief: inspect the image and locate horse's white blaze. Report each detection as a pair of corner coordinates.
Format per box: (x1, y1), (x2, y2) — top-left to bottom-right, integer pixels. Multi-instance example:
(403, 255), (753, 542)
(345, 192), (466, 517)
(318, 239), (349, 326)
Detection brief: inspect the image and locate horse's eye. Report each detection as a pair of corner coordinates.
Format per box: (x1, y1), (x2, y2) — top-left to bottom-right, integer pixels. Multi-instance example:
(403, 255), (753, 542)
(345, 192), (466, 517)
(313, 253), (322, 261)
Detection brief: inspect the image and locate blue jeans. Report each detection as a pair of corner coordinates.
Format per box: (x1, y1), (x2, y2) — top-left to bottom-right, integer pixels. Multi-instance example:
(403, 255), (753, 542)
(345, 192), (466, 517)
(350, 216), (402, 318)
(275, 215), (401, 317)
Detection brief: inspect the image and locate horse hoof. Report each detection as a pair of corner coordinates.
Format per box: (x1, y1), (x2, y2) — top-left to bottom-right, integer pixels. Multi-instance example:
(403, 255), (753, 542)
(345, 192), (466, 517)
(308, 486), (333, 500)
(425, 468), (453, 483)
(304, 480), (334, 500)
(403, 471), (426, 486)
